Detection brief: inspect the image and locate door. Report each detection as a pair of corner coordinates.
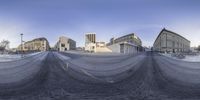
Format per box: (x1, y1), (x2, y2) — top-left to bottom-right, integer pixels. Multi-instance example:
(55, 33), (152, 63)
(120, 44), (124, 53)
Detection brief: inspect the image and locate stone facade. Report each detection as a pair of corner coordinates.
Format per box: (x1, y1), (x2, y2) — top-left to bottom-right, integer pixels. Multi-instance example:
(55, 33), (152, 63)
(18, 37), (50, 52)
(54, 36), (76, 51)
(153, 28), (190, 53)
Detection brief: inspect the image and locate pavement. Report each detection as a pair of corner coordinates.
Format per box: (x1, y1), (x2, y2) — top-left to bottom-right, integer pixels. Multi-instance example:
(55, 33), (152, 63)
(0, 51), (200, 100)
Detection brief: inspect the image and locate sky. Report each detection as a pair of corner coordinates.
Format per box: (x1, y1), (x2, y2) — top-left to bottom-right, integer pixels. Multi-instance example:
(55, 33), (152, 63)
(0, 0), (200, 48)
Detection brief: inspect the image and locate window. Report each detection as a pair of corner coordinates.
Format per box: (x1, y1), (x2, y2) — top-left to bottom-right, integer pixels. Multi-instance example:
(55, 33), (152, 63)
(61, 44), (65, 47)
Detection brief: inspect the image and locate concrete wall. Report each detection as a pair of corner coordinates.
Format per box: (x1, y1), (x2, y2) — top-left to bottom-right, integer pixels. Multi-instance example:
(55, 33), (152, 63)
(107, 43), (121, 53)
(123, 44), (138, 54)
(107, 42), (139, 54)
(55, 36), (76, 52)
(85, 43), (96, 52)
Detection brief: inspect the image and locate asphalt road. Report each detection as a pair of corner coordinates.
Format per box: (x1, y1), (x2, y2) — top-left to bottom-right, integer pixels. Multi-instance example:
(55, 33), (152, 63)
(0, 52), (200, 100)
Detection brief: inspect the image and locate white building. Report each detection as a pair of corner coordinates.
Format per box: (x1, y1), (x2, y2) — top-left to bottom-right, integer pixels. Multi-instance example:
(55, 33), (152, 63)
(17, 37), (50, 52)
(54, 36), (76, 52)
(107, 33), (143, 54)
(190, 47), (198, 53)
(85, 33), (96, 52)
(96, 42), (112, 53)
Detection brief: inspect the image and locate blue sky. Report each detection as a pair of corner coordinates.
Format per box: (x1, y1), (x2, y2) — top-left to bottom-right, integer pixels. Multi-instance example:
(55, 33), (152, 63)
(0, 0), (200, 48)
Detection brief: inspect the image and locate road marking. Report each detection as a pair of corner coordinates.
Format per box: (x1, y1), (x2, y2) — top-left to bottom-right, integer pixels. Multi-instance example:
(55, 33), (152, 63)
(80, 69), (115, 83)
(62, 63), (69, 71)
(107, 80), (114, 83)
(66, 63), (69, 70)
(80, 69), (103, 81)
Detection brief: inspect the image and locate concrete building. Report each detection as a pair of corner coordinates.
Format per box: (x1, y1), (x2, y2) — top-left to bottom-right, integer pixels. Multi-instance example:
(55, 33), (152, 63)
(96, 42), (112, 53)
(54, 36), (76, 51)
(96, 42), (106, 48)
(85, 33), (96, 52)
(17, 37), (50, 52)
(153, 28), (190, 53)
(190, 47), (198, 53)
(107, 33), (142, 54)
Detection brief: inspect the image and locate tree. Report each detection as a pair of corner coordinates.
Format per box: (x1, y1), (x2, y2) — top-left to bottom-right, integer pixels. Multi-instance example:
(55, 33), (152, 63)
(0, 40), (10, 51)
(197, 45), (200, 51)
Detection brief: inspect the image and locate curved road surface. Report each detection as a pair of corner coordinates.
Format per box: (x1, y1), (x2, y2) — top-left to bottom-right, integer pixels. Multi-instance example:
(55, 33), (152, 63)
(0, 52), (200, 100)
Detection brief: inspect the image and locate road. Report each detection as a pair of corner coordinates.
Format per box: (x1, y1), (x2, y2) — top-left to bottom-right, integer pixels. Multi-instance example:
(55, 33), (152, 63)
(0, 52), (200, 100)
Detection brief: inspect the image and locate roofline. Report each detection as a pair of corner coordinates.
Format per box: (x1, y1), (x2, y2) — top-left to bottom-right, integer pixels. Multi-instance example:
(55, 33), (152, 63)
(85, 32), (96, 35)
(116, 33), (134, 39)
(153, 28), (190, 45)
(32, 37), (48, 41)
(25, 37), (49, 44)
(114, 33), (141, 41)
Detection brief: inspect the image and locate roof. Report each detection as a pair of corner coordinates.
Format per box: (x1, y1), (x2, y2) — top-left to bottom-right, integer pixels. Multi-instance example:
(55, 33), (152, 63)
(32, 37), (48, 41)
(85, 33), (96, 35)
(154, 28), (190, 45)
(114, 33), (142, 41)
(24, 37), (49, 45)
(115, 33), (134, 40)
(121, 42), (137, 47)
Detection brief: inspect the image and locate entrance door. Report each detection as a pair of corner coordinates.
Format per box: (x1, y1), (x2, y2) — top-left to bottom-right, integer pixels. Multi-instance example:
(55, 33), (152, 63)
(120, 44), (124, 53)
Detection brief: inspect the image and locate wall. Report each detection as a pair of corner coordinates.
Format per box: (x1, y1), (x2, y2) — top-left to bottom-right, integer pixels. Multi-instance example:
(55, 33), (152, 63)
(107, 43), (121, 53)
(154, 29), (190, 53)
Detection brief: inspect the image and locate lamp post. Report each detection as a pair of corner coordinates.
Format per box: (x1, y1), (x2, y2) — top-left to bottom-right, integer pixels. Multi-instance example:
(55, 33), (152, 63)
(20, 33), (23, 58)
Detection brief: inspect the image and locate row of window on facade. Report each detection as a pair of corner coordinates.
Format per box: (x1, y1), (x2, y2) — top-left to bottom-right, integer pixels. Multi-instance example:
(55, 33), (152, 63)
(153, 28), (190, 53)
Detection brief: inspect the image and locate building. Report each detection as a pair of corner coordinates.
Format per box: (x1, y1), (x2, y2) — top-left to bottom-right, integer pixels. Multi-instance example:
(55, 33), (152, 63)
(153, 28), (190, 53)
(85, 33), (96, 52)
(107, 33), (142, 54)
(96, 42), (106, 48)
(190, 47), (198, 53)
(54, 36), (76, 51)
(17, 37), (50, 52)
(76, 47), (85, 51)
(96, 42), (112, 53)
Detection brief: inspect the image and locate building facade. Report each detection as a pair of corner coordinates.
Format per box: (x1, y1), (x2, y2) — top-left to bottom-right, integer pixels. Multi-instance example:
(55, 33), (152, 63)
(107, 33), (142, 54)
(54, 36), (76, 51)
(17, 37), (50, 52)
(96, 42), (106, 48)
(95, 42), (112, 53)
(85, 33), (96, 52)
(153, 28), (190, 53)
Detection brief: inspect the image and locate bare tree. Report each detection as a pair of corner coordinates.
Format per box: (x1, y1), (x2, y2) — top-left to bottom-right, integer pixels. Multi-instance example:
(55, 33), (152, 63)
(197, 45), (200, 51)
(0, 40), (10, 52)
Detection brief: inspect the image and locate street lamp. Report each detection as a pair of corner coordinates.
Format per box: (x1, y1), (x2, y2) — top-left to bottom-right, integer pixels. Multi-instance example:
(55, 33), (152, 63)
(20, 33), (23, 58)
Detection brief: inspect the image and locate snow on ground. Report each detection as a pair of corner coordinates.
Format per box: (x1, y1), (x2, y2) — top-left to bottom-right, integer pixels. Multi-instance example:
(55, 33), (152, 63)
(63, 50), (126, 56)
(69, 54), (145, 71)
(156, 53), (200, 84)
(182, 55), (200, 62)
(0, 52), (48, 84)
(160, 53), (200, 62)
(54, 52), (146, 83)
(56, 51), (145, 72)
(0, 52), (42, 62)
(53, 52), (71, 60)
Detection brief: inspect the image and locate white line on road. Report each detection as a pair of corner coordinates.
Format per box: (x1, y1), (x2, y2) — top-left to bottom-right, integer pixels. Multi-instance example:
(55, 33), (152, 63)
(80, 69), (115, 83)
(62, 63), (69, 71)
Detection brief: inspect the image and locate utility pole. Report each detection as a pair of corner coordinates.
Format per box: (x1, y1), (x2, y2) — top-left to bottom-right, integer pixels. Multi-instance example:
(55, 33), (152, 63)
(20, 33), (23, 58)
